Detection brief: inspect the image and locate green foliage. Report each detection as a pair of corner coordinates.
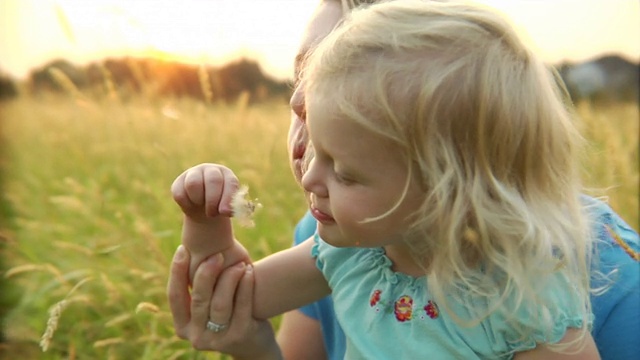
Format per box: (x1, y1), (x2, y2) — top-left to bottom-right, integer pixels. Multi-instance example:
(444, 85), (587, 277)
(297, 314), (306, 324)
(0, 115), (21, 345)
(0, 93), (637, 359)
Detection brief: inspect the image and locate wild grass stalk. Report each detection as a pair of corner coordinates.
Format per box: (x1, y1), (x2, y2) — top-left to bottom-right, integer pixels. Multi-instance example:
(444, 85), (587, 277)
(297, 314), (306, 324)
(47, 67), (83, 99)
(577, 102), (638, 227)
(198, 65), (214, 104)
(98, 63), (119, 101)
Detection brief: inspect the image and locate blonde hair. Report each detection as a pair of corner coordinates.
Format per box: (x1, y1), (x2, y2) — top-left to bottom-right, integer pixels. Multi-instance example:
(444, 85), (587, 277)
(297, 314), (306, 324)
(305, 0), (593, 352)
(337, 0), (378, 13)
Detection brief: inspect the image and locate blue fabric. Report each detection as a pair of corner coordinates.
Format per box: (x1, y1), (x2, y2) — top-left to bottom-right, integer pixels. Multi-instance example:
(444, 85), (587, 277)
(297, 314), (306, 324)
(312, 235), (588, 359)
(583, 197), (640, 360)
(293, 211), (346, 360)
(292, 195), (639, 360)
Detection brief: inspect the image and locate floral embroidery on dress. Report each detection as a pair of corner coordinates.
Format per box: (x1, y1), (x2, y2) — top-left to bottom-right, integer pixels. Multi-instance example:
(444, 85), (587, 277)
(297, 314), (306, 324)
(369, 289), (440, 322)
(394, 295), (413, 322)
(370, 290), (382, 307)
(424, 300), (439, 319)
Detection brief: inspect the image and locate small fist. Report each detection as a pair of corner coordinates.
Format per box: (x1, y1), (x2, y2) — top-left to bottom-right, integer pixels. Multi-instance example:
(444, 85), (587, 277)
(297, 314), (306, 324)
(171, 164), (240, 222)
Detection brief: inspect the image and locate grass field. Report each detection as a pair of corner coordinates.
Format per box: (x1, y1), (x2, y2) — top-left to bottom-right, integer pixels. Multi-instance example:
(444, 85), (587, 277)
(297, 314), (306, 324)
(1, 92), (638, 359)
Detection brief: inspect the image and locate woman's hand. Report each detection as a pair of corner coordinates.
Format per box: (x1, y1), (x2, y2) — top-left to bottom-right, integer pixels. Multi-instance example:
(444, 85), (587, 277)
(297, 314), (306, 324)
(167, 246), (283, 360)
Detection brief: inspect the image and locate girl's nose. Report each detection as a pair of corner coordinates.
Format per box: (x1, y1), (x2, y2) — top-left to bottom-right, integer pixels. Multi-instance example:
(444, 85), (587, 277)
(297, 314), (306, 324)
(301, 156), (328, 198)
(301, 156), (315, 193)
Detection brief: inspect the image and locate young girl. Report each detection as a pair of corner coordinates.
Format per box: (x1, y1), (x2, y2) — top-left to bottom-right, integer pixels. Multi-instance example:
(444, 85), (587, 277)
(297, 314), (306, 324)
(171, 1), (601, 358)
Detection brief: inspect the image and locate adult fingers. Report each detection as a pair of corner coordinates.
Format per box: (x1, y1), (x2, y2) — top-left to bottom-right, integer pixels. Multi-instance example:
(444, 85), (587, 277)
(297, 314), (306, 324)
(188, 253), (225, 337)
(167, 245), (191, 339)
(230, 264), (255, 327)
(209, 262), (247, 327)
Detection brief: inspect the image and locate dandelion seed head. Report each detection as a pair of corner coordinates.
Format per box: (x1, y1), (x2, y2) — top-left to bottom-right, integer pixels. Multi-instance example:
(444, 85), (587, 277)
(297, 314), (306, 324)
(231, 185), (262, 228)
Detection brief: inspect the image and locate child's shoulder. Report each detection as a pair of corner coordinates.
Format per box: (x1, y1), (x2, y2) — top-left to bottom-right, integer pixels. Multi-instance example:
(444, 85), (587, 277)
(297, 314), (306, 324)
(312, 235), (392, 280)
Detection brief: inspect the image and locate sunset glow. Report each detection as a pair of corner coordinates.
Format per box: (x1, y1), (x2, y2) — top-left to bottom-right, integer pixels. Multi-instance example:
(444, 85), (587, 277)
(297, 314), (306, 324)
(0, 0), (638, 81)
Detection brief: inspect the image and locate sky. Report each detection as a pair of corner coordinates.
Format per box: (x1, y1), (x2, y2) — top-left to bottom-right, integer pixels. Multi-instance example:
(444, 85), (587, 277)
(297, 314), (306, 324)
(0, 0), (638, 81)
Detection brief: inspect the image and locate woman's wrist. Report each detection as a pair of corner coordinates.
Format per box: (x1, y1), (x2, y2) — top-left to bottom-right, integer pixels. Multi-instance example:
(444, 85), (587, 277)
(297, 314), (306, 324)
(233, 346), (283, 360)
(230, 322), (283, 360)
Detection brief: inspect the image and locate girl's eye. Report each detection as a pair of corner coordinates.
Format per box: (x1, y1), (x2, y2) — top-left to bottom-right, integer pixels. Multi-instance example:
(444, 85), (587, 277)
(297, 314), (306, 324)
(334, 172), (356, 185)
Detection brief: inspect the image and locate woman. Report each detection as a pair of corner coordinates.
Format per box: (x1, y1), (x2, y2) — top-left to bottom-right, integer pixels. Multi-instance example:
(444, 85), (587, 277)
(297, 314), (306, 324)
(166, 1), (639, 359)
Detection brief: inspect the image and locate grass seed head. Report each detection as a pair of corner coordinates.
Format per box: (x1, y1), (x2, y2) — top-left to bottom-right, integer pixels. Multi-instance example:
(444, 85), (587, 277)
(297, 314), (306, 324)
(40, 299), (69, 352)
(135, 302), (160, 314)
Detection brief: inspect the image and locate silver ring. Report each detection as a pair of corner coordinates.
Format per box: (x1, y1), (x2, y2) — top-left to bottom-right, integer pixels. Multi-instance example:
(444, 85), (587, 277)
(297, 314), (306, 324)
(206, 320), (228, 333)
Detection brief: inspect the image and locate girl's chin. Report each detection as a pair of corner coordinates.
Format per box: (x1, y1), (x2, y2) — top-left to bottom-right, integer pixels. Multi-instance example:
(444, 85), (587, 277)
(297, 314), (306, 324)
(317, 227), (357, 248)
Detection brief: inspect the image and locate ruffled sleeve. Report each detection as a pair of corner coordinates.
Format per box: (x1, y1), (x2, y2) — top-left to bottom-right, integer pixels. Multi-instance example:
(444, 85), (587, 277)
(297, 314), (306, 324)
(485, 271), (593, 355)
(311, 234), (385, 292)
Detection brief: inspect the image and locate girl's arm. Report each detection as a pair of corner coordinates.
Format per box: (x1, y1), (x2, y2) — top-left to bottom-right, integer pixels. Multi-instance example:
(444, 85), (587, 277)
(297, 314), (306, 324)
(252, 238), (331, 320)
(172, 164), (251, 281)
(172, 163), (329, 319)
(179, 215), (250, 277)
(513, 329), (600, 360)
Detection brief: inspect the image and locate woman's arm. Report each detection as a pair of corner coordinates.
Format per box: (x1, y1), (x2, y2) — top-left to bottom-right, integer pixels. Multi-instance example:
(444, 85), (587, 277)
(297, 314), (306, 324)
(277, 310), (327, 360)
(593, 285), (640, 359)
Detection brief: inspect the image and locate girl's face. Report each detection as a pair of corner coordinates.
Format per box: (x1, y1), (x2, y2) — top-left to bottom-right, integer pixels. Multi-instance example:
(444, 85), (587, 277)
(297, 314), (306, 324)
(301, 99), (424, 252)
(288, 1), (343, 184)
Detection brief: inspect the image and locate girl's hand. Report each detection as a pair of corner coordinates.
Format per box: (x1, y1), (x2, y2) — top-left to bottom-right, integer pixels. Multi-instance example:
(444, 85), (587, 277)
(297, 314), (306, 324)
(171, 163), (248, 283)
(171, 163), (240, 223)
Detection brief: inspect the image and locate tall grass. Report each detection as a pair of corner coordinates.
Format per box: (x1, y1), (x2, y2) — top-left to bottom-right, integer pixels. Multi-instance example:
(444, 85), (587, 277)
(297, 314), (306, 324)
(1, 92), (637, 359)
(1, 93), (305, 359)
(575, 101), (639, 226)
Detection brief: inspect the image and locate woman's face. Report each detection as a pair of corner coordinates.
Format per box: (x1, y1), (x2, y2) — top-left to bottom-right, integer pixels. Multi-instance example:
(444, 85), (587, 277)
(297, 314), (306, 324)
(288, 0), (343, 184)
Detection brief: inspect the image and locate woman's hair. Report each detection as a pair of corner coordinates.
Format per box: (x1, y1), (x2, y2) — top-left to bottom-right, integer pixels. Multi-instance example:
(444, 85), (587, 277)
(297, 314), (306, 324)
(305, 0), (594, 352)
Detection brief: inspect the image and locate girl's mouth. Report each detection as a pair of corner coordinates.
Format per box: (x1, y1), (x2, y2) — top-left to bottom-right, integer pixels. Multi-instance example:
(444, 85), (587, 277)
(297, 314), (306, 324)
(310, 207), (335, 224)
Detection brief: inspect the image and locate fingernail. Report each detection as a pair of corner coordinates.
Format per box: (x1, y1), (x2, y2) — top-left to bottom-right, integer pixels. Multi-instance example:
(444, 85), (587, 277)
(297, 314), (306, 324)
(245, 264), (253, 273)
(173, 245), (187, 262)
